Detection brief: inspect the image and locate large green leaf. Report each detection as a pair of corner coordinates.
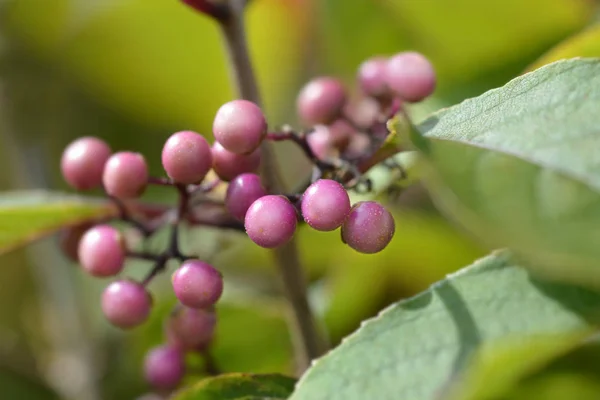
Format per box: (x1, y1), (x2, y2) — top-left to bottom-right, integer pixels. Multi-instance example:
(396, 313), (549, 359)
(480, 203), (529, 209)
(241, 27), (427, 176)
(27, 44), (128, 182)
(0, 190), (114, 255)
(410, 58), (600, 285)
(289, 251), (600, 400)
(173, 373), (295, 400)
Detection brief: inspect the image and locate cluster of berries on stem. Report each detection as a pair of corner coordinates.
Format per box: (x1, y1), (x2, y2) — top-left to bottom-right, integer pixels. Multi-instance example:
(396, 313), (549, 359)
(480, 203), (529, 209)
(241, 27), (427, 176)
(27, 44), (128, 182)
(58, 26), (435, 392)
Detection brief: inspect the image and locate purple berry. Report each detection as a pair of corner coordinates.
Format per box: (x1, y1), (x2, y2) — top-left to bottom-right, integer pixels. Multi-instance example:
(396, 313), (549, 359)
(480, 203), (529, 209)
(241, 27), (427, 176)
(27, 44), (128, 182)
(358, 57), (390, 98)
(343, 132), (371, 160)
(307, 125), (336, 160)
(301, 179), (351, 231)
(61, 137), (112, 190)
(212, 142), (261, 181)
(171, 260), (223, 309)
(385, 52), (436, 102)
(166, 307), (217, 351)
(341, 201), (395, 254)
(297, 77), (347, 125)
(102, 152), (149, 199)
(161, 131), (212, 184)
(144, 345), (185, 391)
(330, 120), (354, 149)
(245, 195), (297, 248)
(212, 100), (267, 154)
(101, 280), (151, 329)
(225, 173), (267, 221)
(78, 225), (125, 277)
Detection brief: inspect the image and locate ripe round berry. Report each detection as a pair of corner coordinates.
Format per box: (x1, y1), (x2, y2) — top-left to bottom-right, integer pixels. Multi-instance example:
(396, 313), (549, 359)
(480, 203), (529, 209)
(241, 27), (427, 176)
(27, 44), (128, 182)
(297, 77), (347, 125)
(58, 222), (94, 262)
(144, 345), (185, 391)
(343, 132), (371, 160)
(166, 307), (217, 351)
(171, 260), (223, 309)
(103, 152), (149, 199)
(385, 52), (436, 102)
(212, 142), (261, 181)
(301, 179), (351, 231)
(307, 125), (336, 161)
(161, 131), (212, 184)
(341, 201), (395, 254)
(101, 280), (151, 329)
(358, 57), (389, 98)
(245, 195), (297, 248)
(213, 100), (267, 154)
(78, 225), (125, 277)
(328, 120), (353, 150)
(225, 173), (267, 221)
(60, 137), (111, 191)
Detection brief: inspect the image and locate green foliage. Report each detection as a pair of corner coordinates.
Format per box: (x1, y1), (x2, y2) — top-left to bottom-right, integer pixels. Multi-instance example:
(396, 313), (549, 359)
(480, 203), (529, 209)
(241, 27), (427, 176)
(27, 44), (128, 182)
(444, 333), (592, 400)
(528, 25), (600, 71)
(0, 368), (58, 400)
(3, 0), (308, 129)
(173, 373), (295, 400)
(289, 251), (600, 400)
(410, 58), (600, 286)
(0, 190), (114, 255)
(319, 0), (593, 103)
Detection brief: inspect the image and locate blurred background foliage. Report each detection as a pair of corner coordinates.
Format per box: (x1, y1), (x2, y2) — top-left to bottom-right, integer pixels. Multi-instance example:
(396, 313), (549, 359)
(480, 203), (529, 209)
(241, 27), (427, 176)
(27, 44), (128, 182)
(0, 0), (599, 399)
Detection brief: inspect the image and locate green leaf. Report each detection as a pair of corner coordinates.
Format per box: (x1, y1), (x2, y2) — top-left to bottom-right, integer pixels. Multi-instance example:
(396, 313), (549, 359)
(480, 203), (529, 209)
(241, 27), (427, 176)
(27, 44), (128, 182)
(527, 25), (600, 71)
(289, 251), (600, 400)
(410, 58), (600, 285)
(0, 190), (114, 255)
(173, 373), (295, 400)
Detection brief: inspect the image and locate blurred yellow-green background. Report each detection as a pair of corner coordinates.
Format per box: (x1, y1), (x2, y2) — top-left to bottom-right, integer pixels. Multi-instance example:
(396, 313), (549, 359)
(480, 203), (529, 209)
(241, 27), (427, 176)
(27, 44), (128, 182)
(0, 0), (598, 399)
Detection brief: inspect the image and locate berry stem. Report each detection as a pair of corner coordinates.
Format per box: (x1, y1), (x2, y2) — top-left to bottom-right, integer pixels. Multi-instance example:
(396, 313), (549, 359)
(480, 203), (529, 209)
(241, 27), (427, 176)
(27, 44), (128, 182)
(148, 176), (174, 186)
(111, 196), (154, 237)
(218, 0), (328, 372)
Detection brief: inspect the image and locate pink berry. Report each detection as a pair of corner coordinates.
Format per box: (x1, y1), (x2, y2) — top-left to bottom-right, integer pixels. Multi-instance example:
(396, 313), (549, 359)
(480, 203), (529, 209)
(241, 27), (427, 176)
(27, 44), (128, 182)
(385, 52), (436, 102)
(358, 57), (390, 98)
(307, 125), (337, 160)
(213, 100), (267, 154)
(166, 307), (217, 351)
(103, 152), (149, 199)
(161, 131), (212, 184)
(225, 173), (267, 221)
(144, 345), (185, 391)
(306, 123), (351, 160)
(341, 201), (395, 254)
(327, 120), (353, 150)
(60, 137), (112, 190)
(101, 280), (152, 329)
(297, 77), (347, 125)
(301, 179), (351, 231)
(343, 132), (371, 160)
(244, 195), (297, 248)
(212, 142), (261, 181)
(171, 260), (223, 309)
(78, 225), (125, 277)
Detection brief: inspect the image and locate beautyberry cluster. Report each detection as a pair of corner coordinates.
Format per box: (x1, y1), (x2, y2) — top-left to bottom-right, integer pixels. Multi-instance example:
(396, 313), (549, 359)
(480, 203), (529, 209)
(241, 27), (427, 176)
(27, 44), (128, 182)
(58, 50), (435, 393)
